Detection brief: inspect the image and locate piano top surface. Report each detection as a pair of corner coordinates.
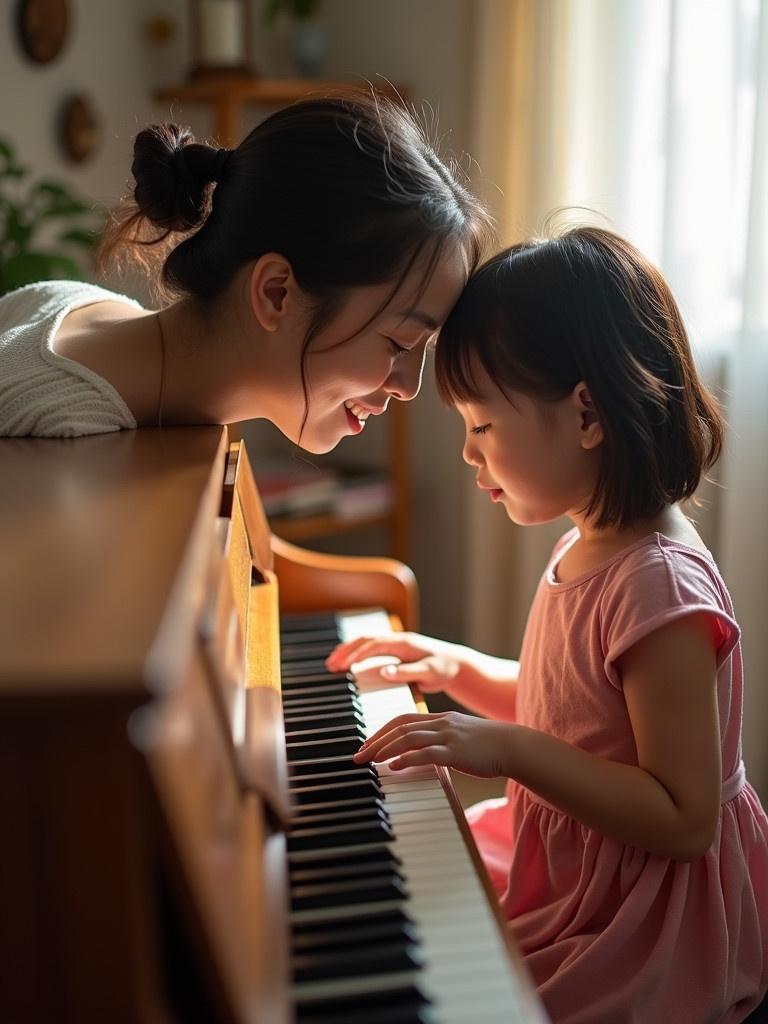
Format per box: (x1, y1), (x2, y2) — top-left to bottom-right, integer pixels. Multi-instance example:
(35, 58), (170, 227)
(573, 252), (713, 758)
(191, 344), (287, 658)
(0, 425), (227, 698)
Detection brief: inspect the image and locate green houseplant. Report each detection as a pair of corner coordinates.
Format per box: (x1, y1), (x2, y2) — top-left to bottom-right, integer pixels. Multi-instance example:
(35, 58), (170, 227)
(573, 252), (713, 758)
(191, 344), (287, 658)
(264, 0), (321, 21)
(0, 137), (100, 296)
(263, 0), (327, 77)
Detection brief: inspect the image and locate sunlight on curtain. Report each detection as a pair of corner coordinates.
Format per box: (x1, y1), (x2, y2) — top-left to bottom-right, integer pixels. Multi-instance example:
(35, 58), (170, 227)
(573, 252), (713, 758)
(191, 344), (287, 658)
(563, 0), (762, 359)
(467, 0), (768, 793)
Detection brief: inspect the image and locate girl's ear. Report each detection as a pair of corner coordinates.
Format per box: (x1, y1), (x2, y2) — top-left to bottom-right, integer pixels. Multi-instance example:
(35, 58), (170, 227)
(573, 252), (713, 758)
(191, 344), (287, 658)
(572, 381), (604, 450)
(247, 253), (296, 332)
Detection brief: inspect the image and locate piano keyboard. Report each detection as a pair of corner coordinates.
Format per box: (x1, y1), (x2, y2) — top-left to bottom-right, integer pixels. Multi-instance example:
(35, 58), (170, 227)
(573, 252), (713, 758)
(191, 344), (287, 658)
(280, 609), (547, 1024)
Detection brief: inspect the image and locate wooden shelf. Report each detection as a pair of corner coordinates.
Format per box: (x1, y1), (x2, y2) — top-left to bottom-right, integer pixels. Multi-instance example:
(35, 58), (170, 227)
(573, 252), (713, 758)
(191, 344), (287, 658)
(152, 77), (411, 561)
(154, 75), (403, 148)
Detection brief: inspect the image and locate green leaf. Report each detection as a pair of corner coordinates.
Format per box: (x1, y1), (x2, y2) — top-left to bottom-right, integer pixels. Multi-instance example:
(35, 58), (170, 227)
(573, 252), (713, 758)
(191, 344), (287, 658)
(263, 0), (320, 23)
(0, 251), (84, 294)
(0, 202), (33, 249)
(29, 181), (92, 218)
(57, 227), (98, 249)
(0, 138), (27, 181)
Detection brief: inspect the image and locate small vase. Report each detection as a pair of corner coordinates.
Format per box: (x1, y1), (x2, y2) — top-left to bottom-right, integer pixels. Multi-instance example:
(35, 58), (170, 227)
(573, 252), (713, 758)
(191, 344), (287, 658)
(293, 18), (328, 78)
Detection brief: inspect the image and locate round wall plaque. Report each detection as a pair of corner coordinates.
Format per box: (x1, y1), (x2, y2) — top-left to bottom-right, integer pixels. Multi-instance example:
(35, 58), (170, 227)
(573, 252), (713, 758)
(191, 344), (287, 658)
(59, 95), (99, 163)
(16, 0), (70, 64)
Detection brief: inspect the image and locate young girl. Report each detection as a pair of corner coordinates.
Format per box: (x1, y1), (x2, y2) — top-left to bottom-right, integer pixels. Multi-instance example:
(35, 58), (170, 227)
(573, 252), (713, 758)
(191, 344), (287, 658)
(328, 227), (768, 1023)
(0, 94), (490, 446)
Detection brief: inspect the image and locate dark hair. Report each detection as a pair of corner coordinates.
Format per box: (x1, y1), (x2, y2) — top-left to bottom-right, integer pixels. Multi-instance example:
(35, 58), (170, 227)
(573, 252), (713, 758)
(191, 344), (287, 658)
(435, 226), (724, 530)
(100, 93), (492, 307)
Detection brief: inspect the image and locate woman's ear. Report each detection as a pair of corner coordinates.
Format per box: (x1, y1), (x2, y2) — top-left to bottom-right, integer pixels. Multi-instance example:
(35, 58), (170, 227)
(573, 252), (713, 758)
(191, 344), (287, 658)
(572, 381), (604, 450)
(247, 253), (296, 332)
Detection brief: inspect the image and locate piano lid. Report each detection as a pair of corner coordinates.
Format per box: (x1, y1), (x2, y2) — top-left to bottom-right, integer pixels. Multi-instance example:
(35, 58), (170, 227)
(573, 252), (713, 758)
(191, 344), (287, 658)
(0, 426), (227, 698)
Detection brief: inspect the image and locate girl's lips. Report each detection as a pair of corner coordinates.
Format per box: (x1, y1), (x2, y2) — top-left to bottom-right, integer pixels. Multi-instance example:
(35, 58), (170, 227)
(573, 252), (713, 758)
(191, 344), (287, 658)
(344, 405), (365, 433)
(477, 480), (504, 502)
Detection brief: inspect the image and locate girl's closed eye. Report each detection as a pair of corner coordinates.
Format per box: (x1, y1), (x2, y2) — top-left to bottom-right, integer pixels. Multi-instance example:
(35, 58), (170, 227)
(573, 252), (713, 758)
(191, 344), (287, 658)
(471, 423), (491, 436)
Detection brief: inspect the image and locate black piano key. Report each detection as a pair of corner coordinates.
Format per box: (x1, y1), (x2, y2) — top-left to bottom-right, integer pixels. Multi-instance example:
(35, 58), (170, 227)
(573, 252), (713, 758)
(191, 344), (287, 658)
(294, 937), (421, 983)
(295, 981), (431, 1024)
(288, 756), (374, 777)
(291, 873), (406, 912)
(280, 627), (340, 646)
(280, 671), (354, 688)
(291, 780), (380, 805)
(282, 693), (361, 710)
(286, 724), (366, 742)
(281, 641), (340, 661)
(281, 681), (357, 699)
(286, 736), (362, 761)
(282, 659), (335, 677)
(292, 805), (389, 829)
(291, 791), (385, 811)
(286, 819), (394, 851)
(291, 795), (381, 814)
(291, 914), (416, 954)
(280, 612), (338, 632)
(298, 1002), (433, 1024)
(289, 859), (404, 886)
(283, 710), (365, 731)
(280, 672), (352, 690)
(289, 763), (377, 781)
(283, 704), (360, 720)
(291, 905), (412, 937)
(289, 777), (379, 798)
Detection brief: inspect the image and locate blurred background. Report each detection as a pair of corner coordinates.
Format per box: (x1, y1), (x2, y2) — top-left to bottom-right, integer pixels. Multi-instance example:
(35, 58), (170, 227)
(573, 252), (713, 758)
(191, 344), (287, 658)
(1, 0), (766, 799)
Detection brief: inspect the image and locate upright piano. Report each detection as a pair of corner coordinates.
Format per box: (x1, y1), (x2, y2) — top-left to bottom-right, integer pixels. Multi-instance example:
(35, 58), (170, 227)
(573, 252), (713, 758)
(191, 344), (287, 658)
(0, 426), (547, 1023)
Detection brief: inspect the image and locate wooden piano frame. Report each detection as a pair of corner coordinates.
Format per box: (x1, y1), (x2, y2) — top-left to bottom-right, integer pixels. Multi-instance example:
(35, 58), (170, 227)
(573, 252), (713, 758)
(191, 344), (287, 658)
(0, 426), (541, 1023)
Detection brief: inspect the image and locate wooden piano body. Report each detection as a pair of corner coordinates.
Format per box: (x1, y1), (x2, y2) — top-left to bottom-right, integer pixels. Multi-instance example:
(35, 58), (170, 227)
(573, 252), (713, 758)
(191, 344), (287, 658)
(0, 426), (545, 1023)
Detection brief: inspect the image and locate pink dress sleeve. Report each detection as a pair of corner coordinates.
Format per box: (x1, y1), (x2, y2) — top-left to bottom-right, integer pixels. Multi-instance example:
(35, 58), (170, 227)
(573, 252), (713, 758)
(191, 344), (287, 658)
(600, 540), (740, 690)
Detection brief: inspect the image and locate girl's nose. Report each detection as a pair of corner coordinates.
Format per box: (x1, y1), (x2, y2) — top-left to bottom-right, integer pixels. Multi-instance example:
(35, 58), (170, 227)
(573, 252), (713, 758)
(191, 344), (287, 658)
(462, 434), (480, 466)
(385, 346), (428, 401)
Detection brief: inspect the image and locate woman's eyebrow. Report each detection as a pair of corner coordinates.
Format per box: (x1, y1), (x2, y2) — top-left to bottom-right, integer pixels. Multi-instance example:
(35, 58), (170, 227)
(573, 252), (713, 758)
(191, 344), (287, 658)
(395, 310), (440, 330)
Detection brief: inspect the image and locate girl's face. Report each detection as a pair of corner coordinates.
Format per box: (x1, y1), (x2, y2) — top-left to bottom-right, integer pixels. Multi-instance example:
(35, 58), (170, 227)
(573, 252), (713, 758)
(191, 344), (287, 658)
(457, 364), (601, 526)
(272, 245), (468, 454)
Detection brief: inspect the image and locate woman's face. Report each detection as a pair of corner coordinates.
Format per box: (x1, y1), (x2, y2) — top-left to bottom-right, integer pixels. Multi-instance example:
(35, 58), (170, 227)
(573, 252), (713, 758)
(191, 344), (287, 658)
(272, 245), (469, 453)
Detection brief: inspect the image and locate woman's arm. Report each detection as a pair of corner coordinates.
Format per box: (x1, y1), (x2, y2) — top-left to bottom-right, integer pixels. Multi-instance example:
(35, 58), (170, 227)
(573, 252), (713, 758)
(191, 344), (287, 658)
(357, 613), (722, 861)
(327, 632), (520, 721)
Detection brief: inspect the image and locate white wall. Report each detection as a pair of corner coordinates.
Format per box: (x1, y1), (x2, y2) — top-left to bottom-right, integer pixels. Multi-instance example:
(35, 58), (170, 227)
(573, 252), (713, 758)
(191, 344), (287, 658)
(0, 1), (157, 205)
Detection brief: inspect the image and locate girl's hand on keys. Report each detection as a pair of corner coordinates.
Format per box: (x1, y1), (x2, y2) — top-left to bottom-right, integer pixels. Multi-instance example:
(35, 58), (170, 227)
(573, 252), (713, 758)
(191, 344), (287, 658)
(353, 711), (514, 779)
(325, 632), (462, 694)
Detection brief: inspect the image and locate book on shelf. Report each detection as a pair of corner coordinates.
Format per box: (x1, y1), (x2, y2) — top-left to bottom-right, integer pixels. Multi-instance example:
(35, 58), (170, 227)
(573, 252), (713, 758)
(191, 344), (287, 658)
(253, 461), (394, 522)
(253, 461), (339, 518)
(334, 468), (394, 520)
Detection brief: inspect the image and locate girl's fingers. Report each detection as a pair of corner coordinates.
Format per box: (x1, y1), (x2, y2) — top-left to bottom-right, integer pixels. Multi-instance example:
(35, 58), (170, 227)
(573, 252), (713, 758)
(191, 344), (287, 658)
(356, 712), (441, 752)
(390, 746), (451, 770)
(325, 636), (374, 669)
(354, 729), (441, 764)
(326, 636), (423, 671)
(380, 660), (430, 681)
(358, 708), (430, 749)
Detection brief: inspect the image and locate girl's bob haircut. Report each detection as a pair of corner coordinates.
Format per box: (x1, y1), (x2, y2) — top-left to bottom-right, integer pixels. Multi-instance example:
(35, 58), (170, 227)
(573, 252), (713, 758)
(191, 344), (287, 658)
(435, 226), (724, 530)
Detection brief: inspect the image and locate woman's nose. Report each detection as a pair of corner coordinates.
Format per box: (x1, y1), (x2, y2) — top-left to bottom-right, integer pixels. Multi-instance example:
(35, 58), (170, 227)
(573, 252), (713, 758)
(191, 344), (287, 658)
(385, 346), (428, 401)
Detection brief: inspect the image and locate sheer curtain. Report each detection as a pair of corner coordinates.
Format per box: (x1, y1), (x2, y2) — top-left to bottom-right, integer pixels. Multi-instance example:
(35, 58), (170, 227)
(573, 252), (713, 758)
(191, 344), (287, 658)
(466, 0), (768, 795)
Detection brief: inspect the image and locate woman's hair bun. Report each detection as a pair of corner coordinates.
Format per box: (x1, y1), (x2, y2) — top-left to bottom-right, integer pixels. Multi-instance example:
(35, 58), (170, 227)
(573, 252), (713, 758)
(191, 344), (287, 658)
(131, 123), (227, 233)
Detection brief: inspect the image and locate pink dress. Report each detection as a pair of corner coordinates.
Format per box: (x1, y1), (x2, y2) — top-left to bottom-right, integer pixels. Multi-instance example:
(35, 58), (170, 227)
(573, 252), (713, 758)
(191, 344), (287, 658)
(468, 530), (768, 1023)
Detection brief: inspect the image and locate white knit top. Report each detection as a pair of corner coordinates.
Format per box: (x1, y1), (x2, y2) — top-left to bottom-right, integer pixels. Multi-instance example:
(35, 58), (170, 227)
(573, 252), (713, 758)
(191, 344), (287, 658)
(0, 280), (142, 437)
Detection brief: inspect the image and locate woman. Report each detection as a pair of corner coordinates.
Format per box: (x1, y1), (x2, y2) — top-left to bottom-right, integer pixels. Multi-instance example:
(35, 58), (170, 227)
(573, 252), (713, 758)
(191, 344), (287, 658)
(0, 94), (492, 447)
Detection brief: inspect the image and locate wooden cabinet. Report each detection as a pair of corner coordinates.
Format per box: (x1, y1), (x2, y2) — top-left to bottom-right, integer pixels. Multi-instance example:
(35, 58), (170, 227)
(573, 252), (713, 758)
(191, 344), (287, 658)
(152, 76), (411, 561)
